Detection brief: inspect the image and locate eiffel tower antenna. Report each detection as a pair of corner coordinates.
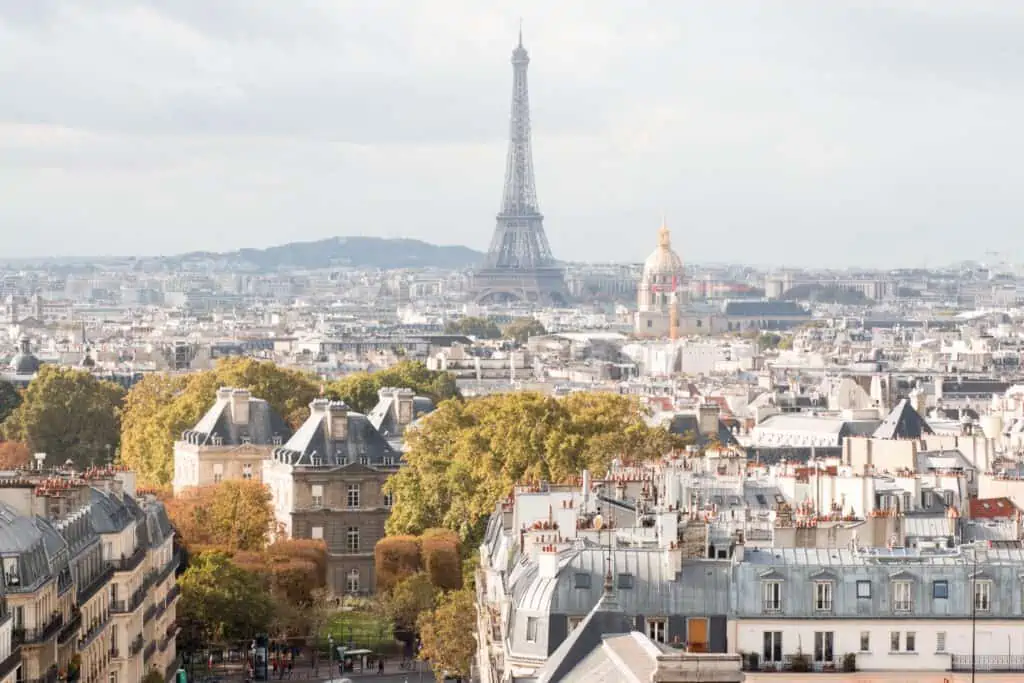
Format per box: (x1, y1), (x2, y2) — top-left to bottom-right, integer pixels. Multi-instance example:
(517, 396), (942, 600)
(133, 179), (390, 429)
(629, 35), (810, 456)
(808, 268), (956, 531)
(470, 28), (569, 307)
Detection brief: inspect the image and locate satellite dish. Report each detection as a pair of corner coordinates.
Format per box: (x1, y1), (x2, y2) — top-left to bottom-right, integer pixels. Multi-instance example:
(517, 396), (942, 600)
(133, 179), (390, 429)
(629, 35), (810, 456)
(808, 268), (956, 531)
(593, 514), (604, 531)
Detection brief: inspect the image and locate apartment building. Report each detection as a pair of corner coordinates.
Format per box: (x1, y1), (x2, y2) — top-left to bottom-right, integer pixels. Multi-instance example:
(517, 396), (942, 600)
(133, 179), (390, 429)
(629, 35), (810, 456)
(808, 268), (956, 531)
(173, 387), (292, 494)
(0, 467), (179, 683)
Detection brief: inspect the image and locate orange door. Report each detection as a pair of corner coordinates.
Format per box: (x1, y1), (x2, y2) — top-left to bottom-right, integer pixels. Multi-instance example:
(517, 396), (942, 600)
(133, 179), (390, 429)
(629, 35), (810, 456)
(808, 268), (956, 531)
(688, 617), (708, 652)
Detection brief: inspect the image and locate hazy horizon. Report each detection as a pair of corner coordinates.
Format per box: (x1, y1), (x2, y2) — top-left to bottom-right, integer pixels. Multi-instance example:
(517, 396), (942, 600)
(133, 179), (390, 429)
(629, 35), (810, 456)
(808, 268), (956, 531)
(3, 1), (1024, 268)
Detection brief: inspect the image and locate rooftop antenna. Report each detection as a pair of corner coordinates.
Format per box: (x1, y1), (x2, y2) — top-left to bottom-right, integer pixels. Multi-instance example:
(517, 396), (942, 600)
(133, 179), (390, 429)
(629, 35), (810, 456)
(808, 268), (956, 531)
(518, 17), (523, 47)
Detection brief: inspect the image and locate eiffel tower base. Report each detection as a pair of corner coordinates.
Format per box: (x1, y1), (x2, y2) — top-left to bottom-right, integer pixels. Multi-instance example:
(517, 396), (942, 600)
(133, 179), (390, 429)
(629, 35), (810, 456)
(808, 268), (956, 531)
(471, 267), (569, 306)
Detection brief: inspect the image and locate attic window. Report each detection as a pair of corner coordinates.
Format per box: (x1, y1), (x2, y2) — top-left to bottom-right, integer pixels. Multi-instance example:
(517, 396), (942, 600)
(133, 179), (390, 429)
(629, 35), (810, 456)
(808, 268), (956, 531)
(212, 435), (223, 446)
(272, 435), (283, 446)
(241, 436), (251, 446)
(383, 456), (395, 466)
(755, 494), (768, 506)
(574, 573), (591, 589)
(617, 573), (634, 590)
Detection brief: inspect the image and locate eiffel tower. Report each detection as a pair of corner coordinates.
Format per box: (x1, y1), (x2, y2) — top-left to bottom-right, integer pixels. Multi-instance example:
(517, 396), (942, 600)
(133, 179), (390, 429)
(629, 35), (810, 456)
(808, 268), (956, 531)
(471, 30), (569, 305)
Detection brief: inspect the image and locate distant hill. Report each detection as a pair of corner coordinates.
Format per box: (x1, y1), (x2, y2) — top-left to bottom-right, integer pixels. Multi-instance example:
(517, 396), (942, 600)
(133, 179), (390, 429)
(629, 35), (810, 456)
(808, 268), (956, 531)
(174, 237), (484, 270)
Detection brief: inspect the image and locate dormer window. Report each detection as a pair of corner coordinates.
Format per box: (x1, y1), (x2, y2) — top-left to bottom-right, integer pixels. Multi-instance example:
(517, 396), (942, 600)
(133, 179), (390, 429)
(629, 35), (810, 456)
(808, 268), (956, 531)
(212, 435), (223, 446)
(892, 580), (913, 613)
(383, 456), (395, 466)
(762, 580), (782, 612)
(2, 557), (18, 587)
(241, 436), (251, 446)
(814, 581), (833, 612)
(272, 435), (283, 446)
(974, 580), (992, 612)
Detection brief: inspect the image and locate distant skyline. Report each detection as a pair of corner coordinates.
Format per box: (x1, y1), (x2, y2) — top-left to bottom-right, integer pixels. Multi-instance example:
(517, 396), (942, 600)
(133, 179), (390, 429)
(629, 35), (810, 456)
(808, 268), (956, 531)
(2, 1), (1024, 267)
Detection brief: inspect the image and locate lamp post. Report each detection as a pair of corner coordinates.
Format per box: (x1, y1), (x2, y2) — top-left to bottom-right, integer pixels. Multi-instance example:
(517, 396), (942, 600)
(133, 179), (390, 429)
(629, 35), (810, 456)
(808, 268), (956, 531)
(328, 634), (334, 677)
(971, 546), (977, 683)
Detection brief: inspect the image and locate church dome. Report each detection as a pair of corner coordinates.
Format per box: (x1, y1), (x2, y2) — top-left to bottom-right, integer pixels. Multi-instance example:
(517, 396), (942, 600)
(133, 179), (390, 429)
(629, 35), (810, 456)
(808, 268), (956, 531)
(642, 220), (684, 281)
(9, 335), (41, 375)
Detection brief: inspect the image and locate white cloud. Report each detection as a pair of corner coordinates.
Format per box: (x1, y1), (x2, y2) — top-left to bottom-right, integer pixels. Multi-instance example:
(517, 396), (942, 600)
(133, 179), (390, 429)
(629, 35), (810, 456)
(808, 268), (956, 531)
(2, 0), (1024, 265)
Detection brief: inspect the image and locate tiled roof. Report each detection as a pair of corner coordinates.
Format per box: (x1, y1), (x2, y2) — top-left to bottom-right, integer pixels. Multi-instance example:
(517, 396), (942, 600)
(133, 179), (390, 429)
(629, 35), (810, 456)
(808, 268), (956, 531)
(969, 497), (1019, 519)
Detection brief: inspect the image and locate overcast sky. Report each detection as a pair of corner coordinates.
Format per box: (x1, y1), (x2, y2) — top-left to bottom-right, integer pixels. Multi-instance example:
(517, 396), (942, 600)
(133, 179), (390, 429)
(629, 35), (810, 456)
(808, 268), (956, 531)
(2, 1), (1023, 267)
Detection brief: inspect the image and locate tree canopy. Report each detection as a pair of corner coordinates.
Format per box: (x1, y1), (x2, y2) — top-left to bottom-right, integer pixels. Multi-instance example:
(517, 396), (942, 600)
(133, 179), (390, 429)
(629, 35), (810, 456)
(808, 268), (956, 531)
(1, 365), (124, 469)
(417, 587), (476, 679)
(119, 358), (320, 486)
(0, 380), (21, 424)
(0, 441), (31, 469)
(164, 480), (275, 553)
(384, 391), (684, 544)
(325, 360), (459, 413)
(374, 529), (462, 594)
(443, 316), (502, 339)
(178, 551), (274, 647)
(503, 317), (547, 345)
(381, 571), (438, 633)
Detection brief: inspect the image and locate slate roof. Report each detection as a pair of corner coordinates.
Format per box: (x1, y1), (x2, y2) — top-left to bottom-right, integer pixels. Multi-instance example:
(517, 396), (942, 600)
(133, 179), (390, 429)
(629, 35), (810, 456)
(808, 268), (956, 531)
(872, 399), (934, 439)
(272, 399), (397, 467)
(535, 583), (635, 683)
(941, 379), (1011, 398)
(667, 414), (739, 448)
(88, 488), (133, 534)
(181, 388), (292, 447)
(722, 301), (810, 317)
(367, 391), (436, 437)
(0, 502), (53, 592)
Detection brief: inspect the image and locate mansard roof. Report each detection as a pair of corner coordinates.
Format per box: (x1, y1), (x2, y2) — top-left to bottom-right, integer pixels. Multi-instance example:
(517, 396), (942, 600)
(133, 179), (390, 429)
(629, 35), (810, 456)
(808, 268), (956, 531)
(272, 399), (396, 467)
(181, 387), (292, 447)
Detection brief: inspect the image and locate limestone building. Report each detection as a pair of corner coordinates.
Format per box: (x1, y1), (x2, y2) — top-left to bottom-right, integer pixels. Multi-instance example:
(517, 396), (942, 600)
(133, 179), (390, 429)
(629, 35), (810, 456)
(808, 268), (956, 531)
(173, 387), (292, 494)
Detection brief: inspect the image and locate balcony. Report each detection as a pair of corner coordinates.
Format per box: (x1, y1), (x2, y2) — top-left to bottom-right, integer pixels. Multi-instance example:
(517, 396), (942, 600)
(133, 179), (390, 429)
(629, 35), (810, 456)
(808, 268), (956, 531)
(762, 600), (782, 614)
(14, 612), (64, 645)
(110, 586), (145, 614)
(0, 643), (20, 680)
(78, 565), (114, 605)
(129, 633), (144, 656)
(952, 655), (1024, 672)
(742, 655), (846, 673)
(77, 614), (110, 650)
(111, 545), (147, 573)
(143, 641), (156, 662)
(57, 609), (81, 644)
(143, 603), (157, 624)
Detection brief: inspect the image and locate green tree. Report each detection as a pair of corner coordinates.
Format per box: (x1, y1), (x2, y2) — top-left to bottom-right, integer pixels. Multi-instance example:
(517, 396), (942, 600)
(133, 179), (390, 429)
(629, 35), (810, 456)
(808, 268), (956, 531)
(503, 317), (546, 345)
(2, 365), (124, 469)
(756, 333), (782, 350)
(141, 670), (164, 683)
(326, 360), (458, 413)
(164, 480), (275, 553)
(443, 316), (502, 339)
(417, 587), (476, 679)
(178, 551), (274, 645)
(119, 358), (320, 487)
(381, 571), (438, 633)
(0, 380), (21, 424)
(385, 392), (684, 545)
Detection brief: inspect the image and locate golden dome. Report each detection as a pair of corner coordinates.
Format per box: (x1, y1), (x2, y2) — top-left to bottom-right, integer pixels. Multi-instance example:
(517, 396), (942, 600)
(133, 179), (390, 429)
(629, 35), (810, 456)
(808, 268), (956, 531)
(643, 217), (684, 279)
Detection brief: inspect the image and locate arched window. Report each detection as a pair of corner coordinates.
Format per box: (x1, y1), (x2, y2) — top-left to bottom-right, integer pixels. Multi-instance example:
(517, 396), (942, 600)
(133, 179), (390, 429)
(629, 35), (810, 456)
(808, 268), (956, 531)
(346, 569), (360, 594)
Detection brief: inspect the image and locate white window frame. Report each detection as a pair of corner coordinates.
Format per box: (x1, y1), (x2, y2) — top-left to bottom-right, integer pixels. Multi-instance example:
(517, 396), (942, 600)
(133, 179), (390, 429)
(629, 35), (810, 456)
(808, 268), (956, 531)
(646, 618), (666, 644)
(814, 581), (833, 612)
(762, 580), (782, 612)
(936, 631), (946, 653)
(526, 617), (538, 642)
(813, 631), (834, 663)
(346, 526), (359, 552)
(242, 463), (253, 480)
(347, 483), (360, 508)
(311, 526), (323, 540)
(859, 631), (870, 652)
(346, 569), (359, 593)
(763, 631), (783, 663)
(311, 484), (324, 508)
(974, 580), (992, 612)
(889, 631), (900, 652)
(892, 580), (913, 613)
(905, 631), (916, 653)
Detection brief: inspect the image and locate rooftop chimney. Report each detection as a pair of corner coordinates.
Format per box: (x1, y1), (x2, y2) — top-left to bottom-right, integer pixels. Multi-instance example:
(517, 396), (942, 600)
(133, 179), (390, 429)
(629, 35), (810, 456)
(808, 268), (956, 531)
(230, 389), (251, 426)
(698, 403), (720, 436)
(326, 401), (349, 441)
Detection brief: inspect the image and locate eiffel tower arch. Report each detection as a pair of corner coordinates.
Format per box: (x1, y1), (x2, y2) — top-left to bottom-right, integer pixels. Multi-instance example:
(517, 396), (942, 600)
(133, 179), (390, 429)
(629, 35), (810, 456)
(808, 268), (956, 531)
(471, 30), (569, 306)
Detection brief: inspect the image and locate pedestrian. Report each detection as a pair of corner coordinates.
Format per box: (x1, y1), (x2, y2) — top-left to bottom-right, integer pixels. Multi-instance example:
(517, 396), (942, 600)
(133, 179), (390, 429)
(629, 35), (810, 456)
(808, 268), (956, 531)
(378, 657), (384, 675)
